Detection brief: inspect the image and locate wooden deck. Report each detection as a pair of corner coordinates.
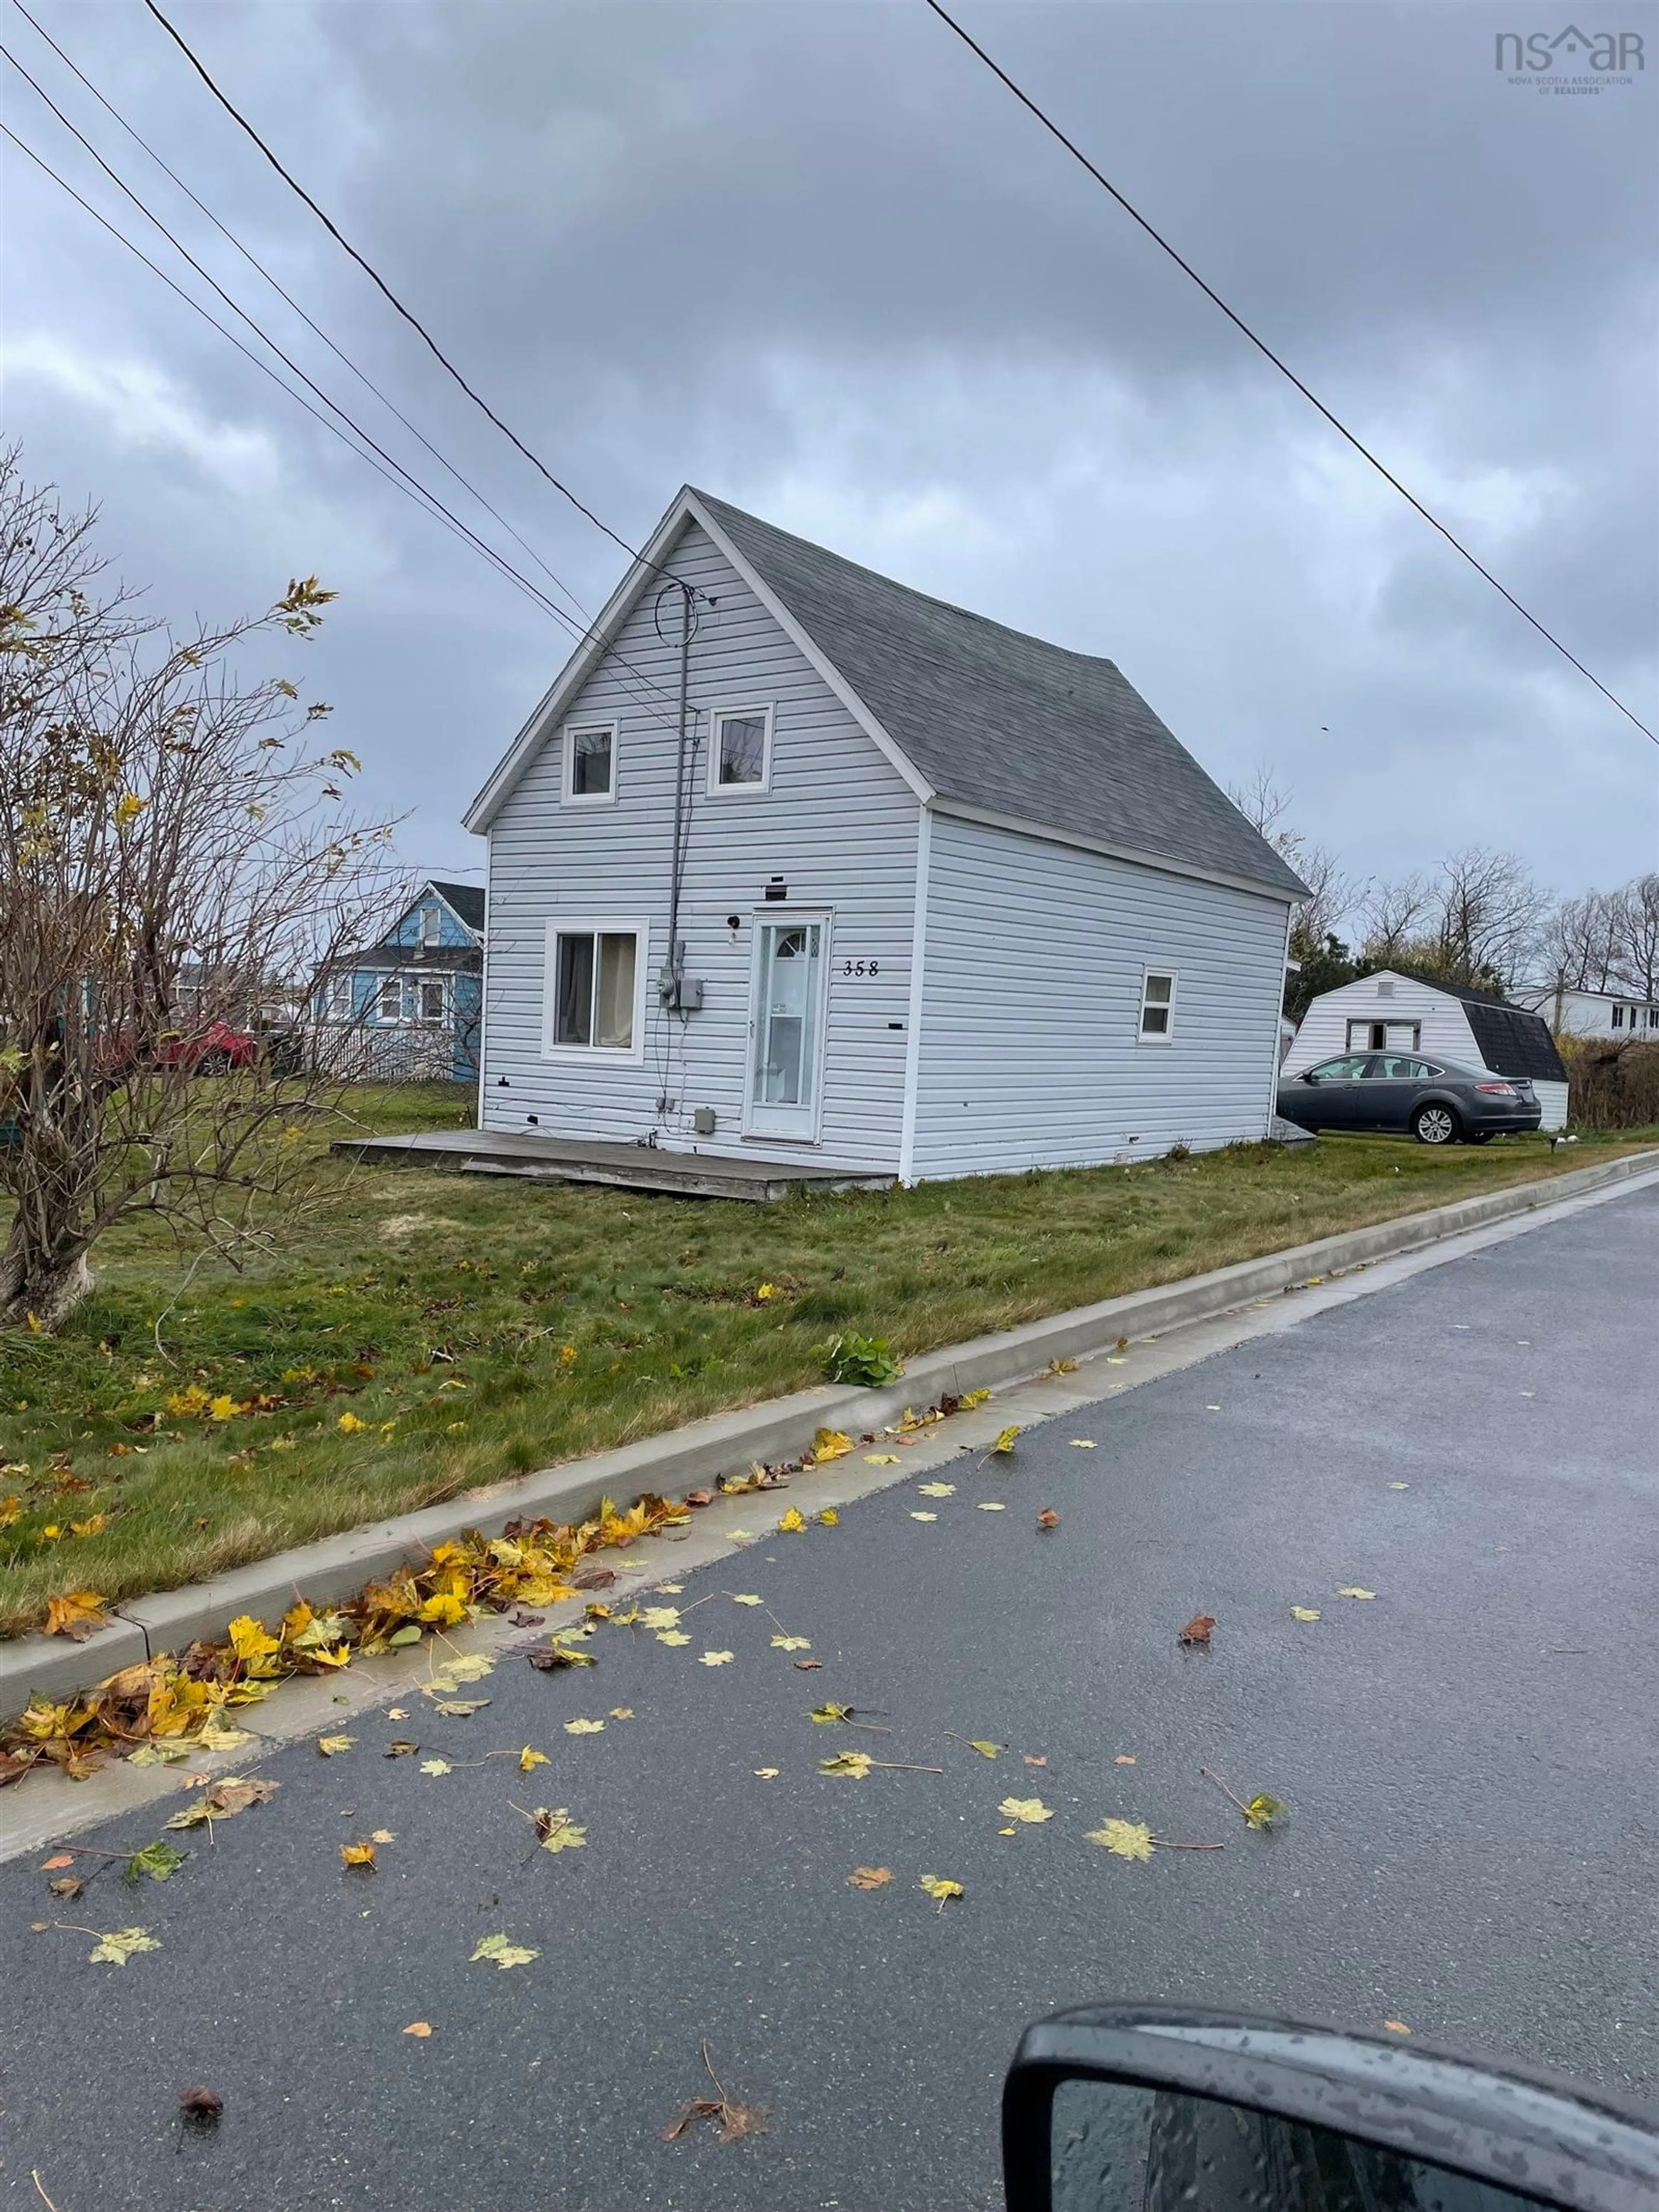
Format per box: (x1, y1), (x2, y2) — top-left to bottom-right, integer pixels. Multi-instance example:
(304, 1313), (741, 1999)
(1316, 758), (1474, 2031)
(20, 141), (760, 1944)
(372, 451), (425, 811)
(330, 1126), (895, 1203)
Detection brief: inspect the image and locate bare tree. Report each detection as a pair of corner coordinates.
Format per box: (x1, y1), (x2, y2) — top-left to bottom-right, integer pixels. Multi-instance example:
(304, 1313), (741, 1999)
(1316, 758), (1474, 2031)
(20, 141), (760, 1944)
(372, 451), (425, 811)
(1612, 873), (1659, 1000)
(0, 452), (401, 1331)
(1227, 763), (1357, 954)
(1537, 888), (1624, 996)
(1426, 847), (1549, 990)
(1359, 872), (1430, 967)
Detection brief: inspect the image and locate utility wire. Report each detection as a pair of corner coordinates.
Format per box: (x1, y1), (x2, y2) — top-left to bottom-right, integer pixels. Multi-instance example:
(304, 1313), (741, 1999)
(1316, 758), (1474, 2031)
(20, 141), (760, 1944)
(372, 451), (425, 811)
(141, 0), (696, 602)
(8, 0), (595, 637)
(0, 118), (628, 656)
(0, 44), (682, 726)
(922, 0), (1656, 747)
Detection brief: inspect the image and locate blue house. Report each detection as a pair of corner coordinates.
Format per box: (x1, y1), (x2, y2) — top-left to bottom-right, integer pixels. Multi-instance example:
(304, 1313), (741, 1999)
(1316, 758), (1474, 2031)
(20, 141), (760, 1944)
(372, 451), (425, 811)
(318, 879), (485, 1084)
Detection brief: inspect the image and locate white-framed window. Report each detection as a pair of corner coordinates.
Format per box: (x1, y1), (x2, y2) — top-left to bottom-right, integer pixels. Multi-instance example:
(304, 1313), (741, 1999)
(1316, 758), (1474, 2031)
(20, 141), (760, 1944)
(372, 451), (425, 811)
(378, 975), (403, 1023)
(417, 979), (447, 1023)
(1138, 968), (1177, 1041)
(327, 974), (353, 1019)
(420, 905), (441, 947)
(561, 720), (617, 806)
(543, 919), (648, 1060)
(707, 704), (773, 794)
(1612, 1005), (1624, 1028)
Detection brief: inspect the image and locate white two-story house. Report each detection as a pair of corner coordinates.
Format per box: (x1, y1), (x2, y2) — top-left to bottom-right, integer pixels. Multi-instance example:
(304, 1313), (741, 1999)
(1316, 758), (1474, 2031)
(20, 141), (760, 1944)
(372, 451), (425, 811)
(463, 487), (1306, 1182)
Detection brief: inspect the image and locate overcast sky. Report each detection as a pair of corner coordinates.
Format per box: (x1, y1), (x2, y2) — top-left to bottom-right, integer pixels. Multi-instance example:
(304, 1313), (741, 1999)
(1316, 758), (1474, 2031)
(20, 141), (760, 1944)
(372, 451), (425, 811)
(4, 0), (1656, 917)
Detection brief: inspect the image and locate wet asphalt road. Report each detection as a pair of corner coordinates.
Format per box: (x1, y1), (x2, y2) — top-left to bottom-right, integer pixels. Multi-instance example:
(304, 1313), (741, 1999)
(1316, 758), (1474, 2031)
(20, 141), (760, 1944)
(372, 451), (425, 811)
(2, 1184), (1656, 2212)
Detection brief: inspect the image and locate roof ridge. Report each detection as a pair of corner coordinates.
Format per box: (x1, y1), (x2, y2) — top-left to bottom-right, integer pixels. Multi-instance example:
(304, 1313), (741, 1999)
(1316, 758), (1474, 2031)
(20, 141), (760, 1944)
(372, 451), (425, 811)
(690, 487), (1120, 672)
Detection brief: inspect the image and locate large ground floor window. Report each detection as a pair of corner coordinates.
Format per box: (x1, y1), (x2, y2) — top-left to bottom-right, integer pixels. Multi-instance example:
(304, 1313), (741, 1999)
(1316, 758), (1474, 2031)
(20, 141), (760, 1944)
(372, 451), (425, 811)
(545, 922), (646, 1057)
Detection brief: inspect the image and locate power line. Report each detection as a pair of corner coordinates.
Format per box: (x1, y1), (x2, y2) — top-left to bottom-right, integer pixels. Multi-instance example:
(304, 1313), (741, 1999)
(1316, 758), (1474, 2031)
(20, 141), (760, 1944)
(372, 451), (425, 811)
(1, 46), (681, 727)
(0, 118), (620, 652)
(7, 0), (594, 638)
(141, 0), (695, 602)
(922, 0), (1656, 748)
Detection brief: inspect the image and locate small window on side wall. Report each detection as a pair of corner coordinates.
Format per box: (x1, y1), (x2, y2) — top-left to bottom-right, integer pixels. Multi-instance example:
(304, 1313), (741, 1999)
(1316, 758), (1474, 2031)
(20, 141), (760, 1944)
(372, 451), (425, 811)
(562, 722), (616, 805)
(378, 975), (402, 1023)
(1139, 970), (1177, 1040)
(709, 705), (772, 793)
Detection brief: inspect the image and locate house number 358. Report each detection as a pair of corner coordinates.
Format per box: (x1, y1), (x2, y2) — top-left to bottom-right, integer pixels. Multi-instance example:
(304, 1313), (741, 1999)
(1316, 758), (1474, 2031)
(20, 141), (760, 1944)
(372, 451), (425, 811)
(841, 958), (878, 977)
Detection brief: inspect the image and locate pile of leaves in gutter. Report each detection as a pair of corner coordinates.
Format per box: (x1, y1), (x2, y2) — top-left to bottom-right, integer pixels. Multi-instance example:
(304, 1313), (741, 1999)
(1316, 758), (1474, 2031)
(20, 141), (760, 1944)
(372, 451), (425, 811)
(0, 1489), (694, 1787)
(0, 1388), (995, 1788)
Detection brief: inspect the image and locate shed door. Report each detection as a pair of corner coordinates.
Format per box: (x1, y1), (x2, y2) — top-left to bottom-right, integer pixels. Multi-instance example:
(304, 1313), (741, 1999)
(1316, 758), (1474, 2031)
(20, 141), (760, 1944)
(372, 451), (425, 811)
(745, 915), (827, 1143)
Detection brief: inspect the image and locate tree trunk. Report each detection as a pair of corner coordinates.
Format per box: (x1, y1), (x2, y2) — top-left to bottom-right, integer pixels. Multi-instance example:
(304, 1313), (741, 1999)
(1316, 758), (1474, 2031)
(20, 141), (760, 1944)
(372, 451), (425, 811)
(0, 1217), (94, 1332)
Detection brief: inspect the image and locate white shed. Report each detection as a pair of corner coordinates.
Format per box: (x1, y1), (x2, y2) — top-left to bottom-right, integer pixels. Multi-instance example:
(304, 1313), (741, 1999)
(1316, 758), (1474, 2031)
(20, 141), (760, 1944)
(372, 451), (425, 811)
(1285, 970), (1570, 1130)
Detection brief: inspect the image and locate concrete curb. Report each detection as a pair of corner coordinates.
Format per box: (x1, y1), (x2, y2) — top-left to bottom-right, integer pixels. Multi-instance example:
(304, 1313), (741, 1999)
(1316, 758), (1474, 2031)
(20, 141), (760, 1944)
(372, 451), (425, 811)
(6, 1147), (1654, 1713)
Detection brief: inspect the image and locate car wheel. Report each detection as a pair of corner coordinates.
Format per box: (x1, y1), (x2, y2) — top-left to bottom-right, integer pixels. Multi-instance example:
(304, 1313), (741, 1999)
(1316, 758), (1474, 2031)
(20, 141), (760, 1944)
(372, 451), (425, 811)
(1414, 1103), (1459, 1146)
(195, 1049), (232, 1076)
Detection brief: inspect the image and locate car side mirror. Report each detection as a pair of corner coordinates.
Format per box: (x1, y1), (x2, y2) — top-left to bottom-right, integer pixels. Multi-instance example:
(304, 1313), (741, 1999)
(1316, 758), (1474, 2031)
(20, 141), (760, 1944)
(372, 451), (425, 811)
(1301, 1071), (1320, 1085)
(1002, 2006), (1659, 2212)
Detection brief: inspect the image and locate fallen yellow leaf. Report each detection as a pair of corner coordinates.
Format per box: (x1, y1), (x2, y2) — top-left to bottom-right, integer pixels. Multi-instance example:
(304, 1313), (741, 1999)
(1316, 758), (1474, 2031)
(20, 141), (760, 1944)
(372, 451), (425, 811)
(317, 1734), (354, 1756)
(518, 1747), (550, 1771)
(699, 1650), (734, 1667)
(976, 1502), (1006, 1512)
(1383, 2019), (1411, 2036)
(336, 1412), (366, 1434)
(419, 1758), (451, 1776)
(776, 1508), (806, 1534)
(753, 1766), (780, 1779)
(656, 1629), (691, 1646)
(471, 1932), (539, 1968)
(1290, 1607), (1322, 1622)
(370, 1828), (395, 1844)
(340, 1841), (376, 1868)
(403, 2021), (433, 2037)
(989, 1426), (1020, 1455)
(910, 1511), (938, 1522)
(816, 1509), (839, 1526)
(917, 1482), (955, 1497)
(610, 1708), (635, 1719)
(918, 1875), (964, 1907)
(43, 1588), (108, 1641)
(811, 1429), (853, 1463)
(1069, 1439), (1098, 1449)
(563, 1718), (605, 1734)
(864, 1453), (901, 1465)
(639, 1606), (681, 1628)
(770, 1634), (811, 1651)
(1337, 1587), (1377, 1600)
(999, 1795), (1053, 1825)
(728, 1594), (764, 1607)
(1087, 1818), (1154, 1863)
(819, 1749), (873, 1778)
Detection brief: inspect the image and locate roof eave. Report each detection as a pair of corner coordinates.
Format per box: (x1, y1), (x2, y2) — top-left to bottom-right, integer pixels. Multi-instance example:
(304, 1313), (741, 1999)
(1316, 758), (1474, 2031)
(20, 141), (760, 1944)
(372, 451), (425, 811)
(927, 795), (1307, 904)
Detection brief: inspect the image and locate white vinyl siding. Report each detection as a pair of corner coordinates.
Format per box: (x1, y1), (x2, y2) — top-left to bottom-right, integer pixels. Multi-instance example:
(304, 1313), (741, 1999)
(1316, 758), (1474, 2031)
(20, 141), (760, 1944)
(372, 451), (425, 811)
(909, 814), (1288, 1176)
(481, 521), (918, 1169)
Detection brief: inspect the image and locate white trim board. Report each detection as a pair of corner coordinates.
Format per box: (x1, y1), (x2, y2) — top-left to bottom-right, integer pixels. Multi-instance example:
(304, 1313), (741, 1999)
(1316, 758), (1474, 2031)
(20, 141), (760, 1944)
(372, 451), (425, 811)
(897, 805), (932, 1184)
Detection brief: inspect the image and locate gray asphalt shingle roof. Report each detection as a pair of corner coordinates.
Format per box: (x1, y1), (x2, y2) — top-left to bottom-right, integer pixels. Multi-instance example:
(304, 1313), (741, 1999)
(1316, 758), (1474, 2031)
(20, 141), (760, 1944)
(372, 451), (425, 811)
(694, 491), (1307, 898)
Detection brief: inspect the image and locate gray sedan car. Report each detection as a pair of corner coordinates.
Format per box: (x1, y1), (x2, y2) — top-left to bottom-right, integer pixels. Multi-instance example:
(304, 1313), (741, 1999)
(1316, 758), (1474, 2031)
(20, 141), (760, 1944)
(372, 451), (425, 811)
(1276, 1051), (1542, 1144)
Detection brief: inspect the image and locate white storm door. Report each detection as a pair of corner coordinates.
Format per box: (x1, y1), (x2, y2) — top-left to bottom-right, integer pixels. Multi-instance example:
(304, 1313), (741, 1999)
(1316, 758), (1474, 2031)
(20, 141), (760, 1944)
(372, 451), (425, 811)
(745, 913), (828, 1141)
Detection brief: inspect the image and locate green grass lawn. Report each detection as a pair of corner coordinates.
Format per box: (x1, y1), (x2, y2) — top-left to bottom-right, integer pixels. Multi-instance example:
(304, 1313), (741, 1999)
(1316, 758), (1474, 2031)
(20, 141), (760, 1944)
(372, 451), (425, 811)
(2, 1084), (1651, 1637)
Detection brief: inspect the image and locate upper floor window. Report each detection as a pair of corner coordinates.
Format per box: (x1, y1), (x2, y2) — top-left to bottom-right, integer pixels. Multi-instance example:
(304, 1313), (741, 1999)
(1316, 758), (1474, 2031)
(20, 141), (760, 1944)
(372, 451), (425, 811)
(563, 721), (616, 805)
(1139, 970), (1177, 1040)
(708, 705), (772, 793)
(420, 906), (441, 947)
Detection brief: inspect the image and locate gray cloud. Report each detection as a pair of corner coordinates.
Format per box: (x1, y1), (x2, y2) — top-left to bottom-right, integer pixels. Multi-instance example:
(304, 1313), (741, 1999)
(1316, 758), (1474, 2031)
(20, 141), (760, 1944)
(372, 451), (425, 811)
(3, 0), (1655, 910)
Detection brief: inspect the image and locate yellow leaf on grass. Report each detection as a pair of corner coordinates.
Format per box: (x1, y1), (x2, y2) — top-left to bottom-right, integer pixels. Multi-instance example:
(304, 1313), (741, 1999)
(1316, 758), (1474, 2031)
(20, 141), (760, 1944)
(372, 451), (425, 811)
(1290, 1607), (1321, 1622)
(337, 1412), (367, 1434)
(88, 1926), (159, 1965)
(811, 1429), (853, 1463)
(518, 1747), (549, 1771)
(207, 1395), (237, 1423)
(771, 1634), (811, 1652)
(917, 1482), (955, 1497)
(865, 1453), (901, 1465)
(564, 1718), (605, 1735)
(918, 1875), (964, 1907)
(999, 1796), (1053, 1825)
(777, 1508), (806, 1534)
(471, 1932), (539, 1969)
(848, 1866), (893, 1889)
(69, 1515), (107, 1537)
(1087, 1818), (1155, 1863)
(699, 1650), (734, 1667)
(317, 1734), (354, 1756)
(1337, 1587), (1377, 1601)
(756, 1283), (778, 1300)
(340, 1842), (376, 1868)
